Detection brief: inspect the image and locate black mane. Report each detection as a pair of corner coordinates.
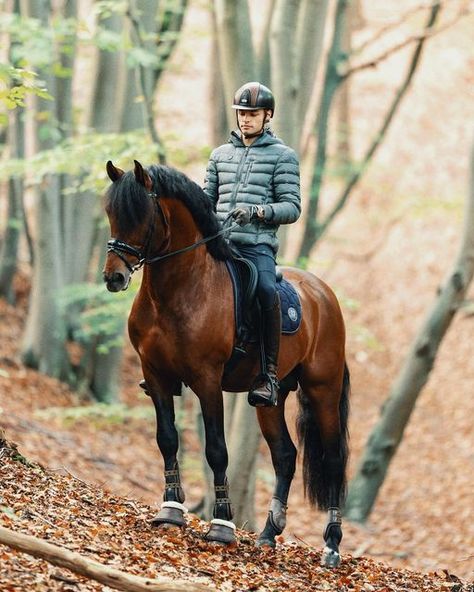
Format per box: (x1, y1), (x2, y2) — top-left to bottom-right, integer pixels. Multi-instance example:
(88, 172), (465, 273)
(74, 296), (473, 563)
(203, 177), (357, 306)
(106, 164), (231, 261)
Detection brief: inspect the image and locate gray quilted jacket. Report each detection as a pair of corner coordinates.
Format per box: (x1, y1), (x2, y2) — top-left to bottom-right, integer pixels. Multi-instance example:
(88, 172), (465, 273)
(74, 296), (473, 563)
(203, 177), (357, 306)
(204, 130), (301, 253)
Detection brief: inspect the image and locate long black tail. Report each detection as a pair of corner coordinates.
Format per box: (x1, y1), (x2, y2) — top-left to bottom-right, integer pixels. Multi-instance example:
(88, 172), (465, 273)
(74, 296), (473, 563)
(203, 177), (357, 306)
(296, 363), (350, 510)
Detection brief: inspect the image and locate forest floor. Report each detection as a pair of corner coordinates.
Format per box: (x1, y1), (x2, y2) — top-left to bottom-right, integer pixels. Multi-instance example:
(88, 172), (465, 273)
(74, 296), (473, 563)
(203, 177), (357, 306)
(1, 1), (474, 590)
(0, 434), (469, 592)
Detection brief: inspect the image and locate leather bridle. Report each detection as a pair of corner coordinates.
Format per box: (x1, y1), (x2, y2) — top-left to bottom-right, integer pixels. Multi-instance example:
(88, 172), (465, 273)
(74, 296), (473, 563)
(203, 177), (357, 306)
(107, 192), (238, 276)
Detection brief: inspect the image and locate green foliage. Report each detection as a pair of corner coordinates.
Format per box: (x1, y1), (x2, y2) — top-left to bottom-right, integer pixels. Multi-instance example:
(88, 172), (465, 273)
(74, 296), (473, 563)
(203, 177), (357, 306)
(0, 65), (52, 123)
(35, 403), (154, 426)
(0, 130), (160, 194)
(59, 282), (136, 353)
(1, 13), (77, 71)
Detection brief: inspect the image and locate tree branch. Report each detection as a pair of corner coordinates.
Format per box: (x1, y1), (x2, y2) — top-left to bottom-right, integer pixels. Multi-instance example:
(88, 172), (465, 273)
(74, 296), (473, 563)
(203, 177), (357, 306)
(352, 1), (439, 56)
(317, 1), (442, 241)
(0, 525), (213, 592)
(126, 3), (167, 165)
(297, 0), (348, 260)
(342, 3), (469, 78)
(152, 0), (188, 88)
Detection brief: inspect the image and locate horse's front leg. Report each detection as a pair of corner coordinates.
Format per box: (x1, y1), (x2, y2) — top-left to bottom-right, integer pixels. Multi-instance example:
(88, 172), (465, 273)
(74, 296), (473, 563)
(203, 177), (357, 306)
(197, 382), (236, 545)
(255, 393), (297, 547)
(147, 380), (187, 529)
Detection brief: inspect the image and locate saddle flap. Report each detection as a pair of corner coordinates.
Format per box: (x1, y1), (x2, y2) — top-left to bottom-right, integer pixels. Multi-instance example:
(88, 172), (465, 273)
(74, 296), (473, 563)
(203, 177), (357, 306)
(225, 258), (302, 341)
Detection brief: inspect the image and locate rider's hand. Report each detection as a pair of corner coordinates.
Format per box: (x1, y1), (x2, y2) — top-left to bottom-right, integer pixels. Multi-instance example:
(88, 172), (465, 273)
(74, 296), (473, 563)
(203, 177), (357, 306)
(231, 206), (264, 226)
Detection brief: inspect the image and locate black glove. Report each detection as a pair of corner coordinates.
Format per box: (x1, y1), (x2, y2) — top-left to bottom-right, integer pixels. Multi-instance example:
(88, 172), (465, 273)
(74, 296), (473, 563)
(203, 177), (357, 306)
(231, 206), (261, 226)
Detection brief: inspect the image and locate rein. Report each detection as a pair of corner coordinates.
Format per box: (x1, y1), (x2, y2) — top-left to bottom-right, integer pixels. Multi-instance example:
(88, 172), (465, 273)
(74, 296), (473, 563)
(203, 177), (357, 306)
(107, 193), (238, 274)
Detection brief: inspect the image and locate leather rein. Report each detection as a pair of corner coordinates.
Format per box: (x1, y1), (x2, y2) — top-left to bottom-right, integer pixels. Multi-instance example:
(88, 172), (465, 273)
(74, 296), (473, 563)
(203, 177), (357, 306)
(107, 191), (238, 275)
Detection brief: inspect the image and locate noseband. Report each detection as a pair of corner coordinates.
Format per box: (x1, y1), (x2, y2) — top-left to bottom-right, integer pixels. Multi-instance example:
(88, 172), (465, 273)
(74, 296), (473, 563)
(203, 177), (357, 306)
(107, 192), (238, 275)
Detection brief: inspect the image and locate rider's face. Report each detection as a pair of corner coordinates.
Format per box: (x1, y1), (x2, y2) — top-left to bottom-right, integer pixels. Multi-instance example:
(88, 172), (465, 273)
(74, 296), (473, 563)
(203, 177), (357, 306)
(237, 109), (267, 137)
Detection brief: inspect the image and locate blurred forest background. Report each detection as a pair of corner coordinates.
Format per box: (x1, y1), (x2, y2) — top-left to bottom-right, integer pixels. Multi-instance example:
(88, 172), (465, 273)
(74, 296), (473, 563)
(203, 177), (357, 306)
(0, 0), (473, 581)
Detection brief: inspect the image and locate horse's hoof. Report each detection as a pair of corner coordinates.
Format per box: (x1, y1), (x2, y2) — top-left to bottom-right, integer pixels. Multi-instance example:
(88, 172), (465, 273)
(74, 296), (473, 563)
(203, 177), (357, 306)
(320, 546), (341, 568)
(256, 537), (276, 548)
(150, 503), (187, 528)
(204, 519), (236, 545)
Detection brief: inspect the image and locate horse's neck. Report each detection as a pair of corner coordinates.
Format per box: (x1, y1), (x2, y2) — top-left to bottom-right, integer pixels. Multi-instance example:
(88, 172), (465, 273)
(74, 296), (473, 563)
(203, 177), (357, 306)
(142, 198), (222, 299)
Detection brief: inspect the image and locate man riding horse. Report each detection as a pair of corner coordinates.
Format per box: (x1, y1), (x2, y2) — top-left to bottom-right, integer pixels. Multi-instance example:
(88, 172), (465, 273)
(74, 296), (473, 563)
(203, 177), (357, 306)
(204, 81), (301, 407)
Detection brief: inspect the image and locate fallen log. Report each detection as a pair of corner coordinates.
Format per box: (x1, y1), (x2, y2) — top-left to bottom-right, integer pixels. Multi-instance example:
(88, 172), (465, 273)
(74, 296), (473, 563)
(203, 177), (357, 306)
(0, 525), (213, 592)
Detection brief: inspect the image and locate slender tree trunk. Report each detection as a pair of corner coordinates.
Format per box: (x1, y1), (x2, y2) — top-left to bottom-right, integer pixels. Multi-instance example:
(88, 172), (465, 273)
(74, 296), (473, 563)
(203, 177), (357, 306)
(256, 0), (275, 86)
(297, 0), (348, 261)
(334, 1), (354, 179)
(226, 396), (261, 530)
(269, 0), (301, 148)
(345, 137), (474, 522)
(213, 0), (255, 128)
(81, 13), (128, 401)
(0, 106), (24, 302)
(0, 0), (24, 302)
(21, 0), (70, 378)
(294, 0), (329, 149)
(209, 5), (228, 147)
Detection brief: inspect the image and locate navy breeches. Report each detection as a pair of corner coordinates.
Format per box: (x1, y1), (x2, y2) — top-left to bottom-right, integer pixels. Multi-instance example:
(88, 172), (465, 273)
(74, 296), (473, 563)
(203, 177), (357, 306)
(235, 244), (277, 311)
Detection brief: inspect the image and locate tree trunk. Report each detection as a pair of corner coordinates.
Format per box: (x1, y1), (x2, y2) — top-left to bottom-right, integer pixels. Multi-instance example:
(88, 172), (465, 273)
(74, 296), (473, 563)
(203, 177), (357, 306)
(297, 1), (441, 260)
(269, 0), (301, 148)
(334, 0), (353, 179)
(294, 0), (329, 150)
(213, 0), (255, 128)
(345, 138), (474, 522)
(297, 0), (348, 261)
(209, 5), (228, 147)
(80, 12), (132, 401)
(0, 0), (24, 302)
(0, 526), (212, 592)
(21, 0), (71, 378)
(226, 396), (261, 530)
(0, 107), (24, 302)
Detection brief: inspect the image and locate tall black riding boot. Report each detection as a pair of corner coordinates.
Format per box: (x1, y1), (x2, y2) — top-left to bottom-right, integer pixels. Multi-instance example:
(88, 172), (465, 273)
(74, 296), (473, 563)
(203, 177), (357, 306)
(248, 293), (281, 407)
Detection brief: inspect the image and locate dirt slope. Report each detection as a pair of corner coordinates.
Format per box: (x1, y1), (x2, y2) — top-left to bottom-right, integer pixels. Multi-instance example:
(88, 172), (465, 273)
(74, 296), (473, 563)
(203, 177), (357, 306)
(1, 438), (469, 592)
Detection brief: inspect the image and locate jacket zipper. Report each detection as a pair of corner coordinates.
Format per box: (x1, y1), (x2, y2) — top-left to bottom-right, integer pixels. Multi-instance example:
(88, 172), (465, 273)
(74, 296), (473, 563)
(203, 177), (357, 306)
(229, 146), (249, 210)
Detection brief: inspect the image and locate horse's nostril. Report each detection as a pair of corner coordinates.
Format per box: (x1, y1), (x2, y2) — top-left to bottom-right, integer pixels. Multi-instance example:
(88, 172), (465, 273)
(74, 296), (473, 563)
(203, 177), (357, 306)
(112, 272), (125, 284)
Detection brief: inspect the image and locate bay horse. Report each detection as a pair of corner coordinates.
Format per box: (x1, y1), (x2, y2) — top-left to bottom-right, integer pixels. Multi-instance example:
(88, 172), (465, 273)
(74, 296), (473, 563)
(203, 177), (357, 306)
(102, 160), (350, 568)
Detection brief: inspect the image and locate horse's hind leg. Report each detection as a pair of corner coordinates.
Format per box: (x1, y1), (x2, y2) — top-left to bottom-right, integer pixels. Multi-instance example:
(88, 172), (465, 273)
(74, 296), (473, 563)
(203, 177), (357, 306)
(256, 392), (297, 547)
(148, 387), (187, 529)
(298, 367), (350, 568)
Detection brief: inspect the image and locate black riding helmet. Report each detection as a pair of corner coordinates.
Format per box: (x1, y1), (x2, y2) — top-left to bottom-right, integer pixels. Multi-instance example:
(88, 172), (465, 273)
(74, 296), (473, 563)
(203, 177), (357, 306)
(232, 82), (275, 117)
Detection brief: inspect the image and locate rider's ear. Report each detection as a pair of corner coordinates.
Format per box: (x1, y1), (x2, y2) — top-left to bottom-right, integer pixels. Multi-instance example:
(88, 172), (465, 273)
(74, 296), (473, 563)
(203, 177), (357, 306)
(106, 160), (124, 182)
(134, 160), (153, 192)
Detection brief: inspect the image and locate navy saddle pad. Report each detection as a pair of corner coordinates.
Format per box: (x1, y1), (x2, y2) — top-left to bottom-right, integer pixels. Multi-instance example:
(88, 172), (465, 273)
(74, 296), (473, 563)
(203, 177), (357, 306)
(225, 257), (302, 337)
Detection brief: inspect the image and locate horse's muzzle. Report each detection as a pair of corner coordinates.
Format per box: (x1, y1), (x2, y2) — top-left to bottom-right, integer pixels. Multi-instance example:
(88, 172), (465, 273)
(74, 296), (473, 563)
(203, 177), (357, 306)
(103, 270), (129, 292)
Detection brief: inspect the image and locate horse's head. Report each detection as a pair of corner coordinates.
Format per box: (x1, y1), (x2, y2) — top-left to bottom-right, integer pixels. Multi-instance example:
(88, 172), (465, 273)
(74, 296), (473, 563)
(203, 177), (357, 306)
(102, 160), (167, 292)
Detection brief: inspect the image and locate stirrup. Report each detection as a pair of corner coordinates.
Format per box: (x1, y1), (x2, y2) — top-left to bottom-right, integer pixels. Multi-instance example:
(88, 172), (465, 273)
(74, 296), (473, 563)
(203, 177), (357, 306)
(248, 373), (279, 407)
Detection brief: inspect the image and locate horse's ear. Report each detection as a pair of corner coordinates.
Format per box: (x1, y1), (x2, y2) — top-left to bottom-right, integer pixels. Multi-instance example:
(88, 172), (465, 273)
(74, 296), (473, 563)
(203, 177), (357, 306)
(106, 160), (124, 182)
(134, 160), (153, 192)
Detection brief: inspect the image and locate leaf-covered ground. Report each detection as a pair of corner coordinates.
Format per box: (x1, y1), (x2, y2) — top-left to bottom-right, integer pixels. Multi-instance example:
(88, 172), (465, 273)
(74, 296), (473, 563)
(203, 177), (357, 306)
(1, 439), (469, 592)
(1, 3), (474, 589)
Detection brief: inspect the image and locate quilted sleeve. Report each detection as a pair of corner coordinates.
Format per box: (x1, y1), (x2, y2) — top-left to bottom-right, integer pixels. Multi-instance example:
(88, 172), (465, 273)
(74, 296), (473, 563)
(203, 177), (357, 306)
(265, 148), (301, 225)
(203, 152), (219, 211)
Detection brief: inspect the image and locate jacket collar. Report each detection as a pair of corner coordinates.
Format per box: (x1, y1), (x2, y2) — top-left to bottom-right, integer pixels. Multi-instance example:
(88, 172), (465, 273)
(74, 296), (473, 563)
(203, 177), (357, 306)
(229, 129), (282, 148)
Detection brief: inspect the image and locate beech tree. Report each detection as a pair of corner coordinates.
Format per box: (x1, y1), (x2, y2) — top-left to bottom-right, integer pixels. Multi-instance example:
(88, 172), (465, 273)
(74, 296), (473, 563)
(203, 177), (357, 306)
(0, 0), (189, 396)
(345, 138), (474, 522)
